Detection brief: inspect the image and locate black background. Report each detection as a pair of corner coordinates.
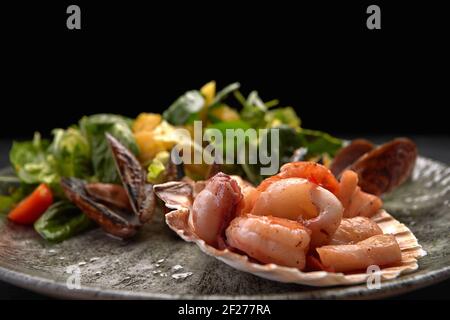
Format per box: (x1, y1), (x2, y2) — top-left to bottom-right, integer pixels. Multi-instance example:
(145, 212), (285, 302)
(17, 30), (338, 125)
(1, 1), (448, 139)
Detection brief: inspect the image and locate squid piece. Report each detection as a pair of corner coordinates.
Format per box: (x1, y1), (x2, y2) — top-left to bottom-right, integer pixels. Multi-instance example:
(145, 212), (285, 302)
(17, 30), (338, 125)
(317, 234), (402, 273)
(329, 216), (383, 245)
(189, 173), (242, 247)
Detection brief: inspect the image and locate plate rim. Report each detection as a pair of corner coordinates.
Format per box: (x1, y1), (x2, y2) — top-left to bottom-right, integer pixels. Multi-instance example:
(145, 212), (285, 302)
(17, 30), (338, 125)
(1, 262), (449, 299)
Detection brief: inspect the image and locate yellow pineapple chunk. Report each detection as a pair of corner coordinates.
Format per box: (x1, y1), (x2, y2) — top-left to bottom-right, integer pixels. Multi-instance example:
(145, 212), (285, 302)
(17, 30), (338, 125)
(200, 81), (216, 107)
(133, 113), (162, 133)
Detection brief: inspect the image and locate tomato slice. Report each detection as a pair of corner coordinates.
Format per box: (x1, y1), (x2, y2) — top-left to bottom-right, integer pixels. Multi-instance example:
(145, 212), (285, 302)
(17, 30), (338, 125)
(8, 184), (54, 225)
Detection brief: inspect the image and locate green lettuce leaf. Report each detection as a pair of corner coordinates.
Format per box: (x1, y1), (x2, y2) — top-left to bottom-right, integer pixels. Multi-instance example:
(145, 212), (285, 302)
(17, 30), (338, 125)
(50, 128), (92, 178)
(9, 132), (59, 186)
(163, 90), (205, 125)
(80, 114), (139, 184)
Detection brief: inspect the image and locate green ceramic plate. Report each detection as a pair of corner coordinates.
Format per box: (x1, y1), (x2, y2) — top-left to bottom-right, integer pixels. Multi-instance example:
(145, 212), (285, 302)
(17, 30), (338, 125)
(0, 157), (449, 299)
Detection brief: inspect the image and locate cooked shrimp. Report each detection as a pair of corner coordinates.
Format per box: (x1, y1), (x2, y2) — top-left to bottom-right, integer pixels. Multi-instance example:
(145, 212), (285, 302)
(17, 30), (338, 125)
(338, 170), (383, 218)
(258, 162), (340, 195)
(329, 216), (382, 245)
(236, 186), (260, 216)
(225, 215), (311, 269)
(250, 177), (343, 248)
(251, 178), (318, 220)
(316, 234), (402, 272)
(189, 172), (242, 247)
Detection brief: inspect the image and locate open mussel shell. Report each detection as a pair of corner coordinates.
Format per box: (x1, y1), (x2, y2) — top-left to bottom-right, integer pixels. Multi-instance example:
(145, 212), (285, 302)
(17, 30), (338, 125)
(164, 208), (426, 286)
(330, 138), (418, 196)
(61, 178), (140, 239)
(60, 134), (156, 239)
(106, 133), (155, 224)
(330, 139), (375, 177)
(350, 138), (417, 196)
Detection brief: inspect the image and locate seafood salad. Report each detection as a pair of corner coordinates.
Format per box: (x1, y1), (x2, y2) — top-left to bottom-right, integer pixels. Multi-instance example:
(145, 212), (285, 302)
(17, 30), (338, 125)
(155, 152), (423, 285)
(0, 81), (424, 285)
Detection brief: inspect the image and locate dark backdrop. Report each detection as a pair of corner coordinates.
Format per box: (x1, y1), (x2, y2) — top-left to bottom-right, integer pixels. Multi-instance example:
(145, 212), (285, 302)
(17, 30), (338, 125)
(1, 1), (448, 138)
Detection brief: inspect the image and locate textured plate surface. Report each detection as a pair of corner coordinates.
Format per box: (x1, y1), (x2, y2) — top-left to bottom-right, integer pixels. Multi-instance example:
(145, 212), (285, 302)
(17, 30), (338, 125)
(0, 156), (449, 299)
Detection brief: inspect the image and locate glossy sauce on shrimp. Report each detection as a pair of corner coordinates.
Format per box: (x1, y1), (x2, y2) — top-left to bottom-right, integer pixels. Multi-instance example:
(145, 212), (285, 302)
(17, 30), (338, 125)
(249, 163), (344, 248)
(226, 215), (311, 269)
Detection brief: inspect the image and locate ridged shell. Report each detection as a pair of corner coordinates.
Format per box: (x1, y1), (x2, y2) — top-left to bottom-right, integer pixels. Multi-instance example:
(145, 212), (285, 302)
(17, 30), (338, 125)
(165, 209), (426, 287)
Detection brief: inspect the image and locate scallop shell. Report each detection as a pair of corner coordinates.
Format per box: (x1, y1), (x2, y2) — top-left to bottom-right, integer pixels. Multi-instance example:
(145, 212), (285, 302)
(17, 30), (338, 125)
(165, 208), (426, 286)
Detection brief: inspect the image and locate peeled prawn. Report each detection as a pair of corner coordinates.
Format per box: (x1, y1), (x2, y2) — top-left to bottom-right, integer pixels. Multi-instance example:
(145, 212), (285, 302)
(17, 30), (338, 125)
(317, 234), (402, 272)
(189, 173), (242, 247)
(258, 161), (340, 195)
(329, 216), (382, 245)
(250, 177), (343, 248)
(225, 215), (311, 269)
(338, 170), (382, 218)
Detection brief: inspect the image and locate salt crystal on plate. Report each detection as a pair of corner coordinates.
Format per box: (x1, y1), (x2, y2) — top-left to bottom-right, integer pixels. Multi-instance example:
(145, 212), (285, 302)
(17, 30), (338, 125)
(172, 272), (193, 280)
(171, 265), (183, 271)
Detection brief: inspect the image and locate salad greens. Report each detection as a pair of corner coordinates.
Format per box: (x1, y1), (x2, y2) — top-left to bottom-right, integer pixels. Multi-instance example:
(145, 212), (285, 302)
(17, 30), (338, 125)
(2, 113), (140, 241)
(34, 201), (94, 243)
(2, 81), (343, 242)
(163, 90), (205, 125)
(0, 176), (23, 215)
(50, 128), (92, 179)
(79, 114), (139, 183)
(147, 151), (170, 184)
(9, 132), (59, 187)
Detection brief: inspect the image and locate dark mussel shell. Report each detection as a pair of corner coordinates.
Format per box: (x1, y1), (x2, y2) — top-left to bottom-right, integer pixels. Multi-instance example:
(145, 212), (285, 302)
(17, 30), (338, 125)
(61, 178), (140, 239)
(350, 138), (417, 196)
(60, 134), (156, 239)
(106, 133), (155, 224)
(85, 183), (132, 211)
(330, 139), (375, 177)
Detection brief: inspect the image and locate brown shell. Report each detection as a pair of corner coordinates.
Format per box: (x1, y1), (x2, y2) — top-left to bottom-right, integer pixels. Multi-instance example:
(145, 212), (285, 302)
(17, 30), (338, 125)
(165, 208), (425, 286)
(61, 178), (140, 239)
(350, 138), (417, 196)
(106, 133), (156, 223)
(153, 181), (193, 210)
(85, 183), (132, 211)
(330, 139), (375, 177)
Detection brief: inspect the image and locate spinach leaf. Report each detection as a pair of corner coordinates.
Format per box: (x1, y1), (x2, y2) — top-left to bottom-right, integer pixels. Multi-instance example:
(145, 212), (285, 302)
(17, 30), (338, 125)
(80, 114), (139, 183)
(298, 128), (343, 157)
(34, 201), (95, 243)
(163, 90), (205, 125)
